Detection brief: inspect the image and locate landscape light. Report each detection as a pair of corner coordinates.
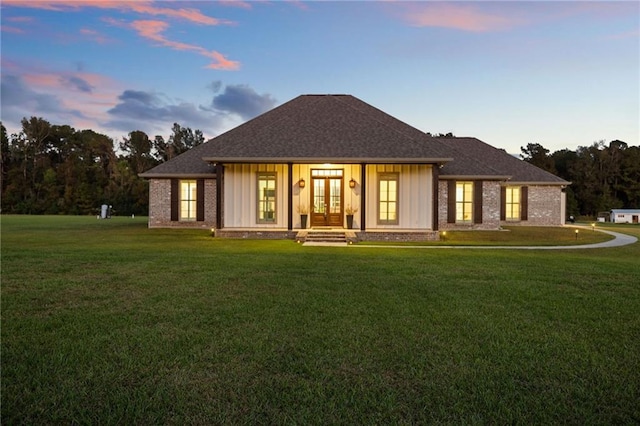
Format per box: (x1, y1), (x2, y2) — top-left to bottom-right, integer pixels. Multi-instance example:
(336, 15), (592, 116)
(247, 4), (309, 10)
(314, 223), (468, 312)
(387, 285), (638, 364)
(591, 223), (596, 231)
(575, 229), (579, 240)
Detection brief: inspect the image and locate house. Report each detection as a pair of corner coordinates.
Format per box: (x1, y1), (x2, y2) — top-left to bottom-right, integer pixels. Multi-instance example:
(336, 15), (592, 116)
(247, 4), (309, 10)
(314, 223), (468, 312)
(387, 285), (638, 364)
(610, 209), (640, 224)
(140, 95), (570, 241)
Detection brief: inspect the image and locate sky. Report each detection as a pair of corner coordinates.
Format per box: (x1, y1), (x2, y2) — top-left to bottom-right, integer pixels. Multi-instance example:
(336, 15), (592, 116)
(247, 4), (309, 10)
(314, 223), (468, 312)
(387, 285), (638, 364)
(1, 0), (638, 155)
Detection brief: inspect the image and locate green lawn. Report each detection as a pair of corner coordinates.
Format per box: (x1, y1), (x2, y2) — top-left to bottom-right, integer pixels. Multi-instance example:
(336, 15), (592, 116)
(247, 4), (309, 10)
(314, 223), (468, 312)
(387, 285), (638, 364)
(2, 216), (639, 424)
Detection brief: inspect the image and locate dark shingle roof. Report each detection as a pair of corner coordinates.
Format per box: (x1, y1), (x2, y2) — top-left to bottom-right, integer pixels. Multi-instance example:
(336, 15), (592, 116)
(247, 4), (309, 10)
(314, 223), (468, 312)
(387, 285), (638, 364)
(140, 142), (216, 178)
(439, 138), (569, 184)
(140, 94), (568, 185)
(198, 95), (453, 162)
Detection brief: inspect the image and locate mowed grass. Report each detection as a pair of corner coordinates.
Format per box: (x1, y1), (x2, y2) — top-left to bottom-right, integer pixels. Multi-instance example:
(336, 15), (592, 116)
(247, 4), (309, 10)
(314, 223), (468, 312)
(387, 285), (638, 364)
(2, 216), (639, 424)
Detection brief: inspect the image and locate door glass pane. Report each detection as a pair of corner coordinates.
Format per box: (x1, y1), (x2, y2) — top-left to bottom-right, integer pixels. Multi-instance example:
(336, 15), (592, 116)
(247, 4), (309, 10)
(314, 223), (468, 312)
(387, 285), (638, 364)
(330, 179), (341, 213)
(314, 179), (325, 213)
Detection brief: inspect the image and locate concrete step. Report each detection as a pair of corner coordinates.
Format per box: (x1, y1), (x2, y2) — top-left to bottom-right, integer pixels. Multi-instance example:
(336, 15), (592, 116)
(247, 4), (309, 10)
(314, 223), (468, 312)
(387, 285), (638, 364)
(295, 230), (358, 245)
(305, 232), (347, 243)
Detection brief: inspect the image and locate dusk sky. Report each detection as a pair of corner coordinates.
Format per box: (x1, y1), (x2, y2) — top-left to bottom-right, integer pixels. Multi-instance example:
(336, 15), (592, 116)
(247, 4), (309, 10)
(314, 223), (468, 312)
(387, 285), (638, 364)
(1, 0), (638, 154)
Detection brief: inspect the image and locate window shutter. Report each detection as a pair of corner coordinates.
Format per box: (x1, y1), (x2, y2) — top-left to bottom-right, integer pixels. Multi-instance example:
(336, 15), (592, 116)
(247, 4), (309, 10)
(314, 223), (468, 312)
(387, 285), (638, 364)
(521, 186), (528, 221)
(473, 181), (483, 224)
(196, 179), (205, 222)
(500, 186), (506, 221)
(447, 180), (456, 223)
(170, 179), (179, 221)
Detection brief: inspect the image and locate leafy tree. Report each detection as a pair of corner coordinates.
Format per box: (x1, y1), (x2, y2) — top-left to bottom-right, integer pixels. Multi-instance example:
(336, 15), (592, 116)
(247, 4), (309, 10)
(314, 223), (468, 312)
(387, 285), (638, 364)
(151, 135), (167, 162)
(152, 125), (205, 162)
(118, 130), (159, 215)
(619, 145), (640, 208)
(120, 130), (155, 175)
(1, 115), (636, 219)
(520, 143), (556, 173)
(1, 123), (9, 197)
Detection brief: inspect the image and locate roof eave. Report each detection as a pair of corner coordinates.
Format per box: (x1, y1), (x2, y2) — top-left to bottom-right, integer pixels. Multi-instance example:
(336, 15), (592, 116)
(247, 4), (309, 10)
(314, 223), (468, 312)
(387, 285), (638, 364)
(139, 172), (216, 179)
(505, 180), (571, 186)
(439, 175), (512, 181)
(202, 156), (454, 164)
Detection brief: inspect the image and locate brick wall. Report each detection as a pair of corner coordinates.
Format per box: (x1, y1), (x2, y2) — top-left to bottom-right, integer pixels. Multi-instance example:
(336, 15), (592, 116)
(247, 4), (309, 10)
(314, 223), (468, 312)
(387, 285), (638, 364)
(509, 185), (563, 226)
(438, 180), (501, 230)
(148, 178), (216, 228)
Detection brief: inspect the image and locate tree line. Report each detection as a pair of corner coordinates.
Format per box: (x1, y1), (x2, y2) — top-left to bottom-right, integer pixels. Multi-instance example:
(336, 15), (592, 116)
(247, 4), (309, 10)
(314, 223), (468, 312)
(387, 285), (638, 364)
(521, 141), (640, 217)
(1, 117), (204, 216)
(1, 116), (638, 218)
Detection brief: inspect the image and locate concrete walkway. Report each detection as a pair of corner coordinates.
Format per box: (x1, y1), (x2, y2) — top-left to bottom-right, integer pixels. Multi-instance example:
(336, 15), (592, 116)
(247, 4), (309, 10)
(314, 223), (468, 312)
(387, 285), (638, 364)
(304, 226), (637, 250)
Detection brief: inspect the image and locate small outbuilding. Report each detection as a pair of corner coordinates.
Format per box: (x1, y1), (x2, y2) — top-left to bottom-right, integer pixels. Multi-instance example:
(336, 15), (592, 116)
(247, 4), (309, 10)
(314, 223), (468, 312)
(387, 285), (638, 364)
(610, 209), (640, 224)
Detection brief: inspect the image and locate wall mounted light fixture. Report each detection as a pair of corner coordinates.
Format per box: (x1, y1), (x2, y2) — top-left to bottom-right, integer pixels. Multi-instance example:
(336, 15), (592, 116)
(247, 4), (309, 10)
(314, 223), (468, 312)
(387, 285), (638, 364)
(299, 178), (306, 188)
(349, 178), (356, 188)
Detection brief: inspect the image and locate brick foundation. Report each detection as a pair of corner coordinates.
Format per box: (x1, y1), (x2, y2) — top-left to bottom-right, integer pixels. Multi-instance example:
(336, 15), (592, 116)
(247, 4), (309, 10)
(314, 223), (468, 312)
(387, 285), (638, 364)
(215, 229), (297, 239)
(357, 231), (440, 242)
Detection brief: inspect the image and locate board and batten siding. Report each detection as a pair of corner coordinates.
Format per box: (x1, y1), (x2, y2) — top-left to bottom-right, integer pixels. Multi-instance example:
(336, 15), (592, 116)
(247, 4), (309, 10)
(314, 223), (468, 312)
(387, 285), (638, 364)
(224, 164), (289, 228)
(365, 164), (433, 230)
(292, 164), (362, 229)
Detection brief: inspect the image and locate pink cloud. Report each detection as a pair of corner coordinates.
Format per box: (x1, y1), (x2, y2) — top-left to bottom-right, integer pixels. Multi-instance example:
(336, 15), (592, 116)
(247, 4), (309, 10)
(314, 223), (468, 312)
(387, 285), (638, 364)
(3, 1), (241, 70)
(1, 1), (232, 26)
(1, 26), (25, 34)
(3, 62), (124, 133)
(607, 28), (640, 40)
(400, 3), (522, 32)
(1, 15), (34, 33)
(204, 51), (241, 71)
(284, 0), (309, 11)
(6, 16), (35, 23)
(129, 19), (240, 70)
(79, 28), (111, 44)
(218, 0), (253, 10)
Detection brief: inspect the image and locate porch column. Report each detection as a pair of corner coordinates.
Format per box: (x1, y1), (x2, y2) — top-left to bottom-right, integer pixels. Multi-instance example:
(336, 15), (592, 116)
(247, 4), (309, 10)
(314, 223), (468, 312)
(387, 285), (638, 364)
(360, 163), (366, 231)
(432, 164), (439, 231)
(215, 163), (223, 229)
(287, 163), (293, 231)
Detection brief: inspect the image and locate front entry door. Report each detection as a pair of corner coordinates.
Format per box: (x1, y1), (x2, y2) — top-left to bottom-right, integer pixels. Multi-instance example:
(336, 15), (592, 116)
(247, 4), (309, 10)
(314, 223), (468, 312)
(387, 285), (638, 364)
(310, 170), (343, 227)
